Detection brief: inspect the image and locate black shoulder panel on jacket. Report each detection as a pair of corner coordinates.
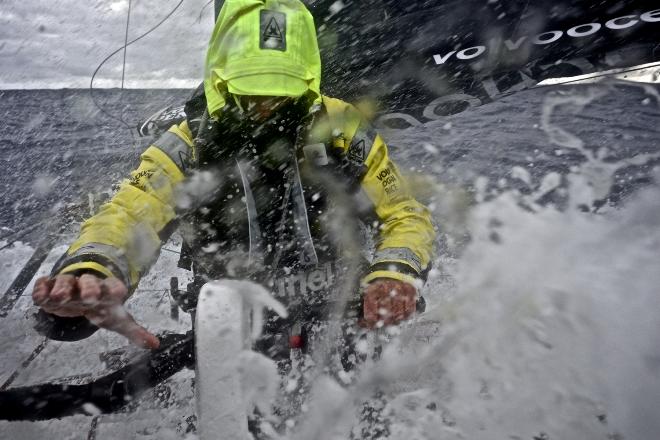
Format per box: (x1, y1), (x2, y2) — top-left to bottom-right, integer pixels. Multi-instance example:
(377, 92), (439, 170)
(184, 83), (208, 138)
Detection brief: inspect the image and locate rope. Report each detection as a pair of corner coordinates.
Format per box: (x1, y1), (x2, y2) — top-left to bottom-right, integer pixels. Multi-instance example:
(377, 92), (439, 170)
(89, 0), (185, 136)
(198, 0), (214, 23)
(120, 0), (133, 90)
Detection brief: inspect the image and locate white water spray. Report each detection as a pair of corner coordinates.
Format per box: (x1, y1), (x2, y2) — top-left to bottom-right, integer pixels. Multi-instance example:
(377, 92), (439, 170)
(283, 86), (660, 440)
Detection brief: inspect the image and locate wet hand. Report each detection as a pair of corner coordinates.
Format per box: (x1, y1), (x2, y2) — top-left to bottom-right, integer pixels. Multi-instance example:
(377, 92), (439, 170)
(32, 274), (160, 349)
(361, 278), (417, 329)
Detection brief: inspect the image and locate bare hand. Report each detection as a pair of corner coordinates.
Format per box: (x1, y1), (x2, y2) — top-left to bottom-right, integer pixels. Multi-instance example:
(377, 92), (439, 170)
(32, 274), (160, 349)
(361, 278), (417, 329)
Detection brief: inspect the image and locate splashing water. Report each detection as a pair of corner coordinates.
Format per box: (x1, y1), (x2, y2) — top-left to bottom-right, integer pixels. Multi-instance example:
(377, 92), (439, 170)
(195, 280), (288, 439)
(277, 87), (660, 440)
(435, 178), (660, 440)
(281, 173), (660, 440)
(542, 86), (660, 208)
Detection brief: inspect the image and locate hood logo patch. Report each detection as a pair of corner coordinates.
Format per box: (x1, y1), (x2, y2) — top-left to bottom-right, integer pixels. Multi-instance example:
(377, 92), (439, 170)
(260, 10), (286, 51)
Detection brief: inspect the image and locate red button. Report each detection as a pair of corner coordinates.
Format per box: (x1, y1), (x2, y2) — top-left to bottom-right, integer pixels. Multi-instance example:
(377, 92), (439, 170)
(289, 335), (304, 349)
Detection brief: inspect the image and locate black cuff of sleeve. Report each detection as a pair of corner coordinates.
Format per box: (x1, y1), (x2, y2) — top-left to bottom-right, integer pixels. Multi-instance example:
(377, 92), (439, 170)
(51, 252), (123, 283)
(368, 261), (431, 282)
(61, 268), (108, 279)
(369, 261), (418, 277)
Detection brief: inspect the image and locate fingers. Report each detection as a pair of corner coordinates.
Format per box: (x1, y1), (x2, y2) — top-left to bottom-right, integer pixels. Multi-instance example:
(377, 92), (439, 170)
(36, 274), (107, 316)
(361, 280), (417, 329)
(121, 320), (161, 350)
(99, 277), (128, 304)
(35, 274), (80, 316)
(32, 276), (54, 306)
(49, 274), (77, 303)
(33, 273), (157, 349)
(78, 276), (127, 309)
(363, 290), (395, 328)
(389, 283), (416, 323)
(89, 279), (157, 349)
(78, 273), (103, 304)
(87, 306), (160, 350)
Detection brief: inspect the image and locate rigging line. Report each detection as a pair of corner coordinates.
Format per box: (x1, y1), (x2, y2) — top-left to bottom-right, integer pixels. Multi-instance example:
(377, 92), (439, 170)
(89, 0), (185, 135)
(87, 416), (101, 440)
(510, 0), (530, 38)
(121, 0), (133, 90)
(198, 0), (214, 23)
(118, 0), (133, 145)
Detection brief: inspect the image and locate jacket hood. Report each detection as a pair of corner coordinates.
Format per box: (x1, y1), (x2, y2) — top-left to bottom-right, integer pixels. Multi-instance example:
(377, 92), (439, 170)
(204, 0), (322, 117)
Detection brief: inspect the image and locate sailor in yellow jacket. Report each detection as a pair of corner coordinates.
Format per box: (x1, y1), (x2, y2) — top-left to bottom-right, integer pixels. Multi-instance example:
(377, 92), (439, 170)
(32, 0), (435, 349)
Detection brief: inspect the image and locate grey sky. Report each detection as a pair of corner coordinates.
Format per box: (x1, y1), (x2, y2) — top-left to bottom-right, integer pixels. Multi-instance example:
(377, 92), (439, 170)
(2, 1), (657, 90)
(0, 0), (215, 89)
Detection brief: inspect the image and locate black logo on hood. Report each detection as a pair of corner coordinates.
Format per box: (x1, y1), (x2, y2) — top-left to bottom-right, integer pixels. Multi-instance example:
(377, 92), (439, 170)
(260, 10), (286, 51)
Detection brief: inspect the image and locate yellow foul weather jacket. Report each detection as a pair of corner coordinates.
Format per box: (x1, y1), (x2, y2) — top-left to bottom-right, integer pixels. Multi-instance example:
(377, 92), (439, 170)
(53, 0), (435, 290)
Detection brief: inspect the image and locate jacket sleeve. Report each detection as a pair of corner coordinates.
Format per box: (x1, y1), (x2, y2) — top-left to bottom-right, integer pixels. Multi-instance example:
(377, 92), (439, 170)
(53, 122), (195, 290)
(327, 98), (436, 285)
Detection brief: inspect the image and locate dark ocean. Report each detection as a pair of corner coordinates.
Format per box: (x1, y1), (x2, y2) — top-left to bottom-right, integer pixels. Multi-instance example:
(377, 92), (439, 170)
(1, 83), (658, 246)
(0, 89), (191, 243)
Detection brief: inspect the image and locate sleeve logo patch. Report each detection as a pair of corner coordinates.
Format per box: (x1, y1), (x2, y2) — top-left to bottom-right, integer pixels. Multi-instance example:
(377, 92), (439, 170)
(347, 125), (376, 165)
(130, 169), (155, 187)
(260, 10), (286, 51)
(376, 167), (400, 195)
(348, 138), (366, 163)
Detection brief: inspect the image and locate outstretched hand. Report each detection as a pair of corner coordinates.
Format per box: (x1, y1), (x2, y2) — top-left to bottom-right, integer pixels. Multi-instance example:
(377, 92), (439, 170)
(32, 274), (160, 349)
(361, 278), (417, 329)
